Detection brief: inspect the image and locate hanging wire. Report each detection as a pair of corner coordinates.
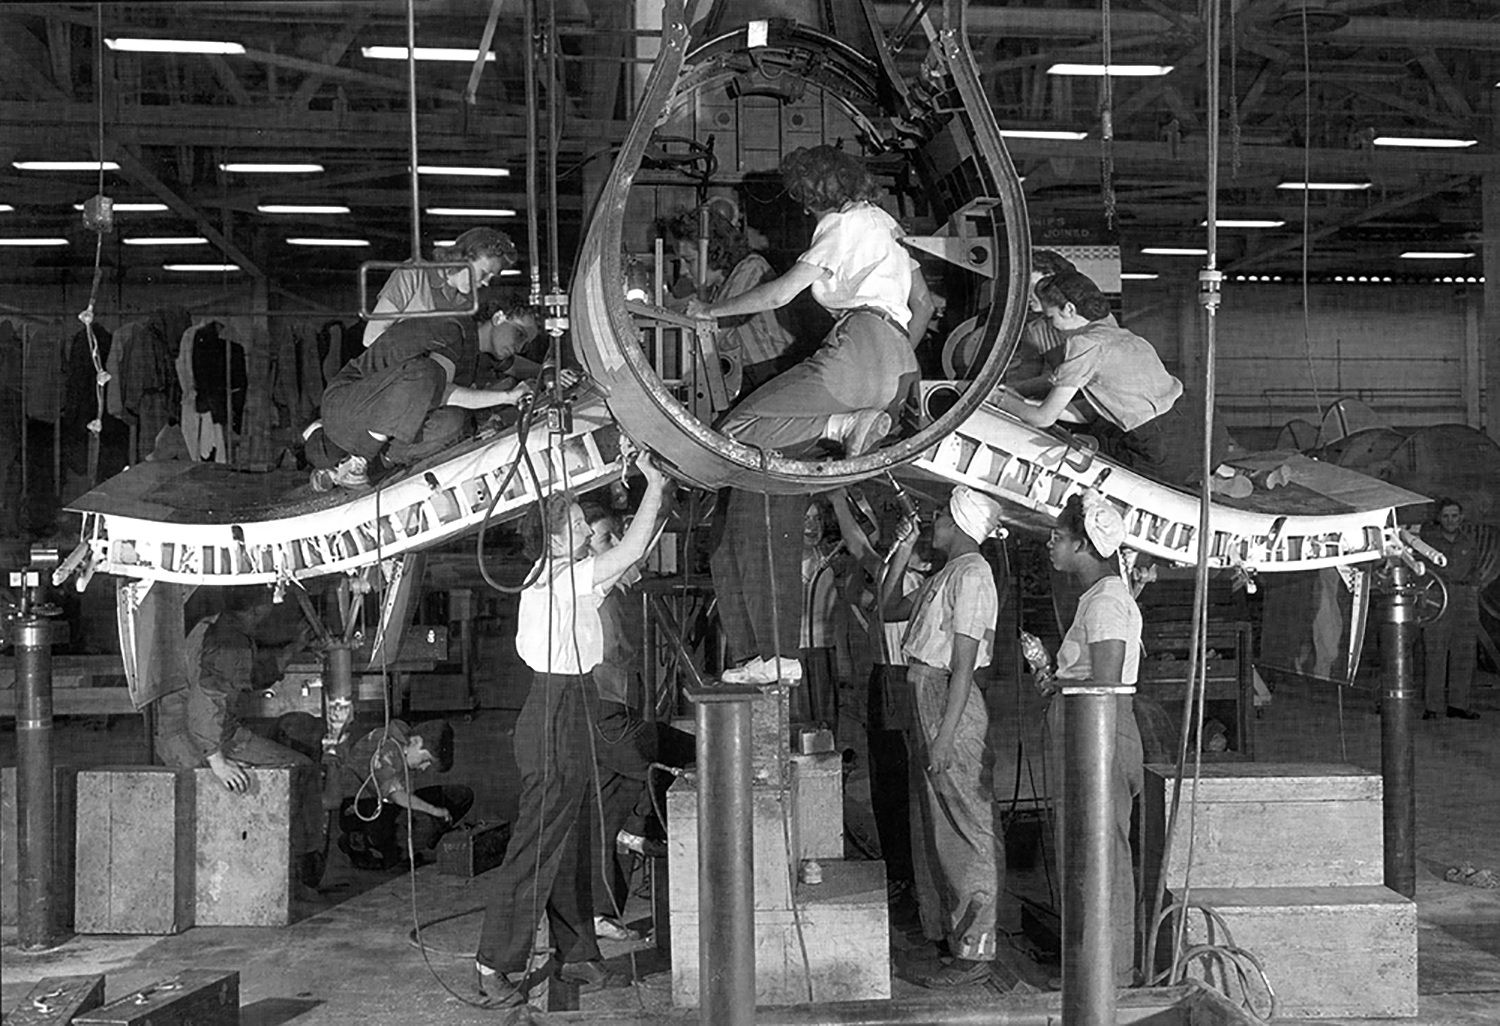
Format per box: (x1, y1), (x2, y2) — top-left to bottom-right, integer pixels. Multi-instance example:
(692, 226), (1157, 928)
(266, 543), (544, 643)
(79, 4), (111, 486)
(405, 0), (423, 261)
(522, 0), (543, 306)
(1228, 0), (1241, 179)
(1298, 4), (1324, 419)
(1098, 0), (1117, 230)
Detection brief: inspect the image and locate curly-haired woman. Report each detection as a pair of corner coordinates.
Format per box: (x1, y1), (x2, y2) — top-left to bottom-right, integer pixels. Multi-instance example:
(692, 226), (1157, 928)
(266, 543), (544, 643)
(363, 227), (519, 348)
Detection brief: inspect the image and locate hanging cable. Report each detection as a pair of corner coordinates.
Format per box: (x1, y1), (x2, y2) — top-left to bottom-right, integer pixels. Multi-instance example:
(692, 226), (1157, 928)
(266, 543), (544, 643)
(1098, 0), (1117, 230)
(405, 0), (422, 261)
(79, 4), (111, 487)
(1298, 4), (1324, 419)
(522, 0), (543, 306)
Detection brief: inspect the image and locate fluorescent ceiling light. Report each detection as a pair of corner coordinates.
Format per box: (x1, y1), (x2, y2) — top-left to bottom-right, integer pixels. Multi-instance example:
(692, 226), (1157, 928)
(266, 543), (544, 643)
(417, 165), (511, 178)
(1277, 181), (1371, 191)
(220, 162), (325, 173)
(123, 236), (208, 246)
(0, 205), (12, 213)
(286, 238), (370, 247)
(162, 263), (241, 272)
(1372, 136), (1477, 149)
(1048, 63), (1173, 77)
(1203, 219), (1285, 229)
(13, 160), (119, 171)
(106, 38), (246, 55)
(0, 238), (69, 246)
(361, 45), (495, 62)
(999, 129), (1089, 141)
(72, 202), (169, 212)
(1400, 250), (1474, 259)
(498, 268), (522, 276)
(424, 206), (517, 217)
(1120, 272), (1159, 280)
(1140, 247), (1207, 256)
(257, 204), (351, 214)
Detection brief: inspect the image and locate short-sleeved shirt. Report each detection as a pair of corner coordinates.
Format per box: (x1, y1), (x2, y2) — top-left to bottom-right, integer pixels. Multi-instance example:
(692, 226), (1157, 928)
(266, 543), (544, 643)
(332, 314), (481, 394)
(363, 264), (468, 348)
(343, 720), (414, 799)
(1055, 576), (1142, 685)
(1051, 319), (1183, 432)
(515, 554), (608, 675)
(800, 202), (913, 327)
(901, 552), (998, 671)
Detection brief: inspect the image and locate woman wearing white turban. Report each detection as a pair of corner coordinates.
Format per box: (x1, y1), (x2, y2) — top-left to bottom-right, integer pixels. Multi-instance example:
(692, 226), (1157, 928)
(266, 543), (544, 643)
(880, 485), (1005, 987)
(1039, 490), (1145, 987)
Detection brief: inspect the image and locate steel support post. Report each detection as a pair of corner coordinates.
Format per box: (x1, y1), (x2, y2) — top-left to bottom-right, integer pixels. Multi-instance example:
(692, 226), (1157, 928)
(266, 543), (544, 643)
(688, 682), (759, 1026)
(1060, 685), (1128, 1026)
(14, 614), (62, 950)
(1379, 562), (1417, 898)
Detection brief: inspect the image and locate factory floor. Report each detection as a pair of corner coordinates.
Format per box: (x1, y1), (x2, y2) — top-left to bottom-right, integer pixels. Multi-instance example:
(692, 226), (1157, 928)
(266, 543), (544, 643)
(4, 662), (1500, 1025)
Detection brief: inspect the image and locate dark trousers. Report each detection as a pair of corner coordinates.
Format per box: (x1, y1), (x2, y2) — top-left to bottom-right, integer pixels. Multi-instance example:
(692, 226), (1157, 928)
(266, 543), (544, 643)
(477, 672), (600, 973)
(791, 646), (839, 735)
(1424, 584), (1479, 712)
(589, 699), (655, 919)
(709, 488), (803, 665)
(338, 784), (473, 869)
(867, 663), (914, 885)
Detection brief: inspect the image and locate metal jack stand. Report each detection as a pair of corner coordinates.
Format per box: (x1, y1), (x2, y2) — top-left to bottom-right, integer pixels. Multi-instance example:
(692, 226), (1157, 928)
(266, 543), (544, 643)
(1376, 560), (1419, 898)
(8, 548), (70, 950)
(1060, 682), (1133, 1026)
(686, 681), (758, 1026)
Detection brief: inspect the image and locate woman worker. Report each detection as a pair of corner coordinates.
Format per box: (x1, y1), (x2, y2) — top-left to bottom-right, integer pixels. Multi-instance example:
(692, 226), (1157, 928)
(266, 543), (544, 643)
(362, 227), (519, 348)
(687, 144), (934, 685)
(992, 270), (1225, 486)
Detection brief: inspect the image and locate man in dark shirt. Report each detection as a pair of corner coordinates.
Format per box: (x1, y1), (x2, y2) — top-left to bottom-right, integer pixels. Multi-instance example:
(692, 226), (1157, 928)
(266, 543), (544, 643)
(305, 313), (534, 490)
(1422, 498), (1482, 720)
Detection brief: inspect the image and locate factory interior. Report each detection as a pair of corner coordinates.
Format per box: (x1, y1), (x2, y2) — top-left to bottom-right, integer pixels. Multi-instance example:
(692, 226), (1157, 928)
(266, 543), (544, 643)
(4, 1), (1500, 1024)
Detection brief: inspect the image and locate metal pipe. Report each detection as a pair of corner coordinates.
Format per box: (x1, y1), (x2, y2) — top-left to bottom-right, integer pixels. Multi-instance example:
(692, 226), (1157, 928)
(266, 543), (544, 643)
(690, 683), (758, 1026)
(14, 615), (61, 950)
(321, 641), (356, 762)
(1060, 687), (1121, 1026)
(1379, 562), (1417, 898)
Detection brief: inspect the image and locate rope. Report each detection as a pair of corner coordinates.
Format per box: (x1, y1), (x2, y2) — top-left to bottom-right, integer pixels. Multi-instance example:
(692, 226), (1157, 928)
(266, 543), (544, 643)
(79, 4), (110, 486)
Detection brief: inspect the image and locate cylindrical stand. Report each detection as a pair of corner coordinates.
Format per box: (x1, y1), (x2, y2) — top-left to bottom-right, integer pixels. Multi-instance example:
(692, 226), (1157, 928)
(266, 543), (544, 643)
(1379, 562), (1417, 898)
(14, 615), (63, 950)
(1060, 685), (1127, 1026)
(688, 682), (758, 1026)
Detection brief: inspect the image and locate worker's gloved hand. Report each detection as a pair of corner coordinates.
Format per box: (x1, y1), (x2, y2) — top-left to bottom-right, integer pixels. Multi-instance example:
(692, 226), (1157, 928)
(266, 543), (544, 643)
(207, 751), (251, 793)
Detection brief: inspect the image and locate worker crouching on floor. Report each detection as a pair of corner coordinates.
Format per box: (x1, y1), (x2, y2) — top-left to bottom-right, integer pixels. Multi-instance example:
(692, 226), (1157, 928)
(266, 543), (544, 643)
(880, 485), (1007, 988)
(473, 453), (671, 1009)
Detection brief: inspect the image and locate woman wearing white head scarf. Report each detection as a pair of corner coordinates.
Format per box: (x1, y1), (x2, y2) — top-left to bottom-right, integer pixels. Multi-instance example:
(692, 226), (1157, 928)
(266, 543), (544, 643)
(879, 485), (1005, 987)
(1039, 490), (1145, 987)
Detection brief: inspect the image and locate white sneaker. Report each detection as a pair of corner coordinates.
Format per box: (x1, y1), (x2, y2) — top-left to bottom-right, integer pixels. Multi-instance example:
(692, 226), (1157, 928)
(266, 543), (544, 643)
(834, 409), (892, 457)
(310, 454), (369, 492)
(720, 657), (767, 684)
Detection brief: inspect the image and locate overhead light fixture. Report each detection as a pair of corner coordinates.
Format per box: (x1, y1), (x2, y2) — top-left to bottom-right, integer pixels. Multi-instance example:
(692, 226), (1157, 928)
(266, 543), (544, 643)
(361, 45), (495, 62)
(1204, 219), (1286, 228)
(1140, 247), (1207, 256)
(13, 160), (120, 172)
(286, 238), (371, 247)
(1047, 63), (1174, 77)
(417, 165), (512, 178)
(106, 37), (246, 55)
(1400, 250), (1474, 259)
(220, 162), (325, 173)
(1276, 180), (1371, 191)
(123, 236), (209, 246)
(1372, 136), (1477, 149)
(0, 238), (69, 246)
(0, 205), (13, 213)
(999, 129), (1089, 141)
(72, 202), (169, 213)
(257, 204), (351, 214)
(162, 263), (241, 272)
(424, 206), (517, 217)
(1120, 272), (1160, 280)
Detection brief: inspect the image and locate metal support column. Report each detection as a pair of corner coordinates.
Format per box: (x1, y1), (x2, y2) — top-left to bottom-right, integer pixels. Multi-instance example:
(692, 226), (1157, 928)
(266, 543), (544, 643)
(1379, 562), (1417, 898)
(1060, 684), (1130, 1026)
(13, 612), (63, 950)
(688, 681), (758, 1026)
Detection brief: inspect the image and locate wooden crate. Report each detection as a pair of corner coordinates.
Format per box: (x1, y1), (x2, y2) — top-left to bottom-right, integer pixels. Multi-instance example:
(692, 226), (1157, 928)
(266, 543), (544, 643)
(436, 820), (510, 877)
(75, 767), (194, 935)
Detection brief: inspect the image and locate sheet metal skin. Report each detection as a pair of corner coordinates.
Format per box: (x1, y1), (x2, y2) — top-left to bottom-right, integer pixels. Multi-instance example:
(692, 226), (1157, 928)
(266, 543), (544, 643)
(569, 0), (1031, 493)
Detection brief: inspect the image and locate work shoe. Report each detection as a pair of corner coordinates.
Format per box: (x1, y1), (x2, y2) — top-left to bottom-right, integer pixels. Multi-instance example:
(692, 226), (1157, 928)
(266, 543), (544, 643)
(557, 960), (629, 992)
(593, 915), (642, 942)
(834, 409), (892, 457)
(474, 962), (526, 1009)
(310, 454), (369, 492)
